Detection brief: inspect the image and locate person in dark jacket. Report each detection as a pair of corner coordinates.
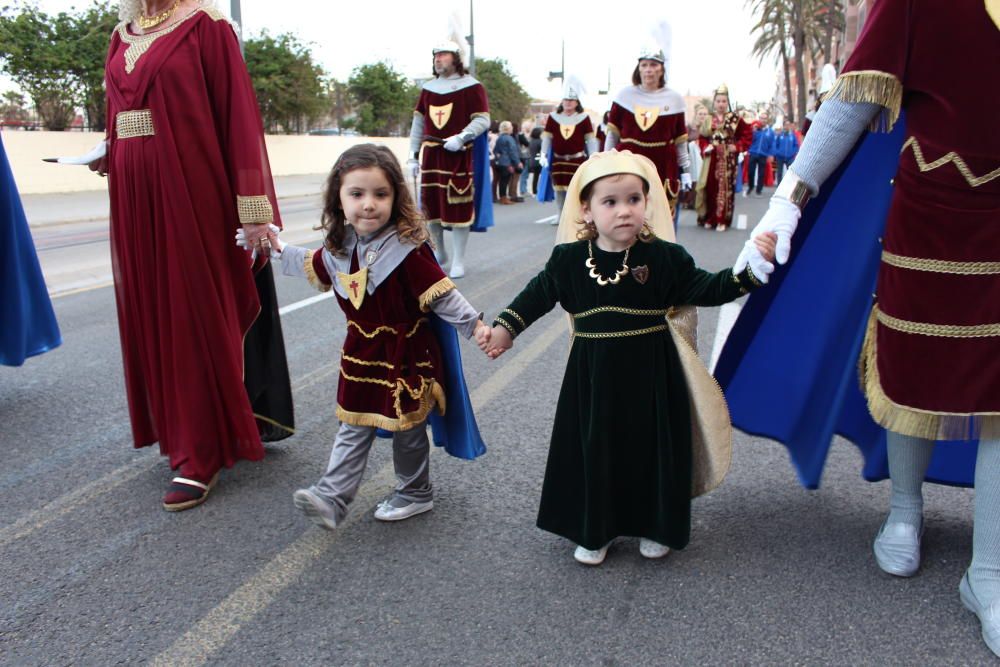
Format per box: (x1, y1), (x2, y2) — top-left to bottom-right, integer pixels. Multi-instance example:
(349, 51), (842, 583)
(494, 120), (523, 205)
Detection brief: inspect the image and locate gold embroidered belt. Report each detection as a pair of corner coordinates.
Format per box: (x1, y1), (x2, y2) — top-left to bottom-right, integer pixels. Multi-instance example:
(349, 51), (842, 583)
(572, 307), (670, 338)
(116, 109), (154, 139)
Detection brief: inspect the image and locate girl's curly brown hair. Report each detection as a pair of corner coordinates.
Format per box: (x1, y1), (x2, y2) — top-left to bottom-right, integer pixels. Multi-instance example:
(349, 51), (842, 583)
(320, 144), (429, 255)
(574, 173), (657, 243)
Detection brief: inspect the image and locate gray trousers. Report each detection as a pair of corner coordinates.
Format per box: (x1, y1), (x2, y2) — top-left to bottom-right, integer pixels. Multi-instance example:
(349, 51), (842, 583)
(312, 421), (433, 523)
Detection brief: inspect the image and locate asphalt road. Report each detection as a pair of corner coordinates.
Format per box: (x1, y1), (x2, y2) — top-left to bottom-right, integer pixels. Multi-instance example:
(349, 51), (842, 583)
(1, 190), (986, 665)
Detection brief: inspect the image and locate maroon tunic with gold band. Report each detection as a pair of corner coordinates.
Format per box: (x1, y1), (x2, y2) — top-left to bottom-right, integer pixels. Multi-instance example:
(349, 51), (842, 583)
(415, 77), (489, 227)
(607, 86), (687, 201)
(833, 0), (1000, 439)
(304, 243), (454, 430)
(543, 112), (595, 190)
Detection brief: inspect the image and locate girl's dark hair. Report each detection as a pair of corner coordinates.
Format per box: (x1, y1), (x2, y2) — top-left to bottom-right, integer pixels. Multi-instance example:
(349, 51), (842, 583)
(555, 101), (585, 114)
(530, 127), (542, 139)
(576, 173), (655, 242)
(631, 62), (665, 88)
(430, 52), (467, 78)
(320, 144), (428, 255)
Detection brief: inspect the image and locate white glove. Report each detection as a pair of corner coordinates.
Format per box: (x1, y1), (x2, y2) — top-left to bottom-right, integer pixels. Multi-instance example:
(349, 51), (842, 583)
(407, 158), (420, 179)
(443, 135), (464, 152)
(703, 145), (714, 154)
(737, 152), (744, 164)
(733, 239), (775, 285)
(752, 176), (804, 264)
(680, 172), (692, 191)
(538, 153), (549, 168)
(235, 224), (284, 257)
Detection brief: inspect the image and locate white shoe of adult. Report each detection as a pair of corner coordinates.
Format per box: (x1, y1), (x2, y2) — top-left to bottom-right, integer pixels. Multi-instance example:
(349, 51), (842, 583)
(873, 519), (922, 577)
(373, 497), (433, 522)
(292, 488), (338, 531)
(639, 538), (671, 559)
(448, 261), (465, 279)
(573, 543), (609, 566)
(960, 571), (1000, 658)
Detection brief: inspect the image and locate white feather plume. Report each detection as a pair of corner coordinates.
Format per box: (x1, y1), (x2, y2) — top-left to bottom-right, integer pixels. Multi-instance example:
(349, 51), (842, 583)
(650, 21), (673, 80)
(447, 12), (469, 64)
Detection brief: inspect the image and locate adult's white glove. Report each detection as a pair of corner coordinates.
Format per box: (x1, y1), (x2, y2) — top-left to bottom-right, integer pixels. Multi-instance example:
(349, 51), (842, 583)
(235, 224), (284, 257)
(733, 239), (775, 285)
(680, 172), (692, 191)
(538, 153), (549, 169)
(703, 145), (714, 154)
(443, 135), (464, 152)
(407, 158), (420, 179)
(751, 172), (806, 265)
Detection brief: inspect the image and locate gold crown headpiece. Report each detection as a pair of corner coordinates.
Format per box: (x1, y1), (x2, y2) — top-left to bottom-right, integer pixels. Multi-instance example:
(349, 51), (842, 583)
(714, 83), (729, 96)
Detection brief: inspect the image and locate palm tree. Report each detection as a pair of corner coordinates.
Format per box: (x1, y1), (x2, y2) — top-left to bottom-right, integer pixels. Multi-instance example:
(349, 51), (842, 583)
(748, 0), (793, 119)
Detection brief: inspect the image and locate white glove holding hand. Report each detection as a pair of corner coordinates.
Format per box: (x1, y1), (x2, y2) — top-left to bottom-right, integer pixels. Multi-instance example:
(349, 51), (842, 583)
(751, 172), (807, 265)
(538, 153), (549, 169)
(733, 239), (775, 284)
(407, 158), (420, 179)
(235, 223), (284, 258)
(680, 172), (693, 191)
(443, 135), (464, 152)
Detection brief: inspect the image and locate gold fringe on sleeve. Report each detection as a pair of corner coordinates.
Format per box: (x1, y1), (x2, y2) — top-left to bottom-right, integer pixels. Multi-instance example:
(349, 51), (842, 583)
(303, 250), (331, 293)
(418, 277), (456, 311)
(824, 70), (903, 132)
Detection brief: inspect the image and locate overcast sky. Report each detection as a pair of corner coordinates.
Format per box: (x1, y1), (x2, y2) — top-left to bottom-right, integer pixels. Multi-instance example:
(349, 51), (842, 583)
(9, 0), (780, 110)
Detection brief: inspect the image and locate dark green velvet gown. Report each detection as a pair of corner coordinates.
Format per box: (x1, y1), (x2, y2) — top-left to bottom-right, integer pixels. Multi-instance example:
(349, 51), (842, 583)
(494, 239), (758, 550)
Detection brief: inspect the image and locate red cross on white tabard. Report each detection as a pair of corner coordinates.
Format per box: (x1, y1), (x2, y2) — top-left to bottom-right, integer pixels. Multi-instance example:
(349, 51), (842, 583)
(349, 280), (360, 298)
(434, 109), (447, 126)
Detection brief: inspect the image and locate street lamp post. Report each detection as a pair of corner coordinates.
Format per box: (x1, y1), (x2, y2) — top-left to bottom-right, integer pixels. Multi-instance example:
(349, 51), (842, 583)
(547, 39), (565, 85)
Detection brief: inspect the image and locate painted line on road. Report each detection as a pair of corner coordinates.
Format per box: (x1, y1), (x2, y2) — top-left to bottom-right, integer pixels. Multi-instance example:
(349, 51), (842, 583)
(534, 214), (557, 224)
(278, 291), (334, 315)
(709, 301), (742, 374)
(150, 315), (568, 667)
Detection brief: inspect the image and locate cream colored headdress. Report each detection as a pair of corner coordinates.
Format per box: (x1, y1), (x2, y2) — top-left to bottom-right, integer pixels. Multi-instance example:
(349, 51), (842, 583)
(554, 150), (677, 246)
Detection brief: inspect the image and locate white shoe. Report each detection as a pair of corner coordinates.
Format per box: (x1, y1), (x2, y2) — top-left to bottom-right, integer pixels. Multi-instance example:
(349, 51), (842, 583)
(960, 571), (1000, 658)
(873, 519), (922, 577)
(373, 497), (433, 522)
(293, 488), (338, 531)
(448, 262), (465, 279)
(741, 190), (748, 198)
(639, 538), (671, 559)
(574, 543), (609, 566)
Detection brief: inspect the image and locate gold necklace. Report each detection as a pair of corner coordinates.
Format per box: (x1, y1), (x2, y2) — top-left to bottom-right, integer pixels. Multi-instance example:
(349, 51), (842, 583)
(585, 240), (631, 286)
(137, 0), (180, 30)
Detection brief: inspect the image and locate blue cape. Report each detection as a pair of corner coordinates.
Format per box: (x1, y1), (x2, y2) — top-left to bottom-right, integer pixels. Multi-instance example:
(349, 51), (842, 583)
(1, 135), (61, 366)
(535, 146), (555, 203)
(714, 116), (977, 489)
(470, 133), (494, 232)
(376, 314), (486, 461)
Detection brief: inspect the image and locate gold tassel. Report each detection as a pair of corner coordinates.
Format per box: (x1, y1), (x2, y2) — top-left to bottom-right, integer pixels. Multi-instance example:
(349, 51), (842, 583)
(418, 277), (456, 312)
(304, 250), (331, 293)
(825, 70), (903, 132)
(860, 308), (999, 440)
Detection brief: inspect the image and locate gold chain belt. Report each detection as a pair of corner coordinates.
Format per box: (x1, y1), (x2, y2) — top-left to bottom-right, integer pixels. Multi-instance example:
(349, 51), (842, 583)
(116, 109), (154, 139)
(554, 151), (586, 160)
(572, 323), (669, 340)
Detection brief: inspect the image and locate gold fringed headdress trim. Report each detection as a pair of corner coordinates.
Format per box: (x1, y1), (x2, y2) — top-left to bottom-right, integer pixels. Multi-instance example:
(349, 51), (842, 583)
(824, 70), (903, 132)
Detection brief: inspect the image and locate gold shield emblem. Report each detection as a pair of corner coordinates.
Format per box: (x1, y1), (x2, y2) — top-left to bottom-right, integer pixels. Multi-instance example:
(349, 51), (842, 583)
(559, 123), (576, 140)
(428, 103), (454, 130)
(633, 105), (659, 132)
(988, 0), (1000, 30)
(337, 267), (368, 310)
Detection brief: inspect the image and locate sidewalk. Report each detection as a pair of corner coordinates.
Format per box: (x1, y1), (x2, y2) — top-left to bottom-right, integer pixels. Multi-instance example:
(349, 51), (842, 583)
(23, 172), (329, 228)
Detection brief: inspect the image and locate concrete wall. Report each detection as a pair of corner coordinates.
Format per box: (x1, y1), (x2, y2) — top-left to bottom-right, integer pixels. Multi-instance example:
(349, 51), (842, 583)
(1, 130), (411, 194)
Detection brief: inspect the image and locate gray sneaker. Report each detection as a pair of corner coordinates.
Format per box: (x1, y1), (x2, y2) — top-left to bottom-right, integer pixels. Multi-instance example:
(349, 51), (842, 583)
(373, 496), (433, 522)
(293, 487), (338, 531)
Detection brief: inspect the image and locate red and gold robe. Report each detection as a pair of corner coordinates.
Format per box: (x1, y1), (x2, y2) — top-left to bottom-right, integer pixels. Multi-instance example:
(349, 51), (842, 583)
(836, 0), (1000, 439)
(105, 8), (292, 479)
(696, 112), (752, 228)
(607, 86), (687, 206)
(542, 112), (595, 190)
(414, 77), (489, 227)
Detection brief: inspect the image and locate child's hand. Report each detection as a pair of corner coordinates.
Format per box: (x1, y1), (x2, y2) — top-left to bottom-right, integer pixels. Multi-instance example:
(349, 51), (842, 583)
(486, 326), (513, 360)
(474, 321), (491, 351)
(753, 231), (778, 263)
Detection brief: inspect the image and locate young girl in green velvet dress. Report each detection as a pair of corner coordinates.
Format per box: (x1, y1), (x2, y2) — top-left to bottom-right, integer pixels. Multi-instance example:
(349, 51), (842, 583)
(475, 150), (776, 565)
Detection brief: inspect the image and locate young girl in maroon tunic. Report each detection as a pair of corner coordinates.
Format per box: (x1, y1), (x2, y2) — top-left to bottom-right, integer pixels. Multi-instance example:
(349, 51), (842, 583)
(252, 144), (488, 528)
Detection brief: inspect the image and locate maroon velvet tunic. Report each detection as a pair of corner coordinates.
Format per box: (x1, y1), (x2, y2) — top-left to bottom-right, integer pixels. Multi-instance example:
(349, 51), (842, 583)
(414, 80), (489, 227)
(307, 244), (452, 430)
(696, 112), (752, 228)
(543, 113), (595, 190)
(607, 89), (687, 202)
(839, 0), (1000, 438)
(105, 9), (283, 477)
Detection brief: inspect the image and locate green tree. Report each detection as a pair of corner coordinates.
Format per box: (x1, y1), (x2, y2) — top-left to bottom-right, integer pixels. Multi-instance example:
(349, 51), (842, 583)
(67, 1), (119, 131)
(1, 90), (29, 124)
(244, 32), (328, 133)
(326, 79), (353, 131)
(348, 61), (417, 136)
(474, 57), (530, 128)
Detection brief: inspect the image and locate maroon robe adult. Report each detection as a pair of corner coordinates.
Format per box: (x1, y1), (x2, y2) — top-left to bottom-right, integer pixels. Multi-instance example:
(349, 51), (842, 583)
(105, 7), (293, 479)
(831, 0), (1000, 439)
(542, 112), (595, 190)
(696, 112), (752, 228)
